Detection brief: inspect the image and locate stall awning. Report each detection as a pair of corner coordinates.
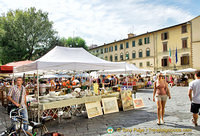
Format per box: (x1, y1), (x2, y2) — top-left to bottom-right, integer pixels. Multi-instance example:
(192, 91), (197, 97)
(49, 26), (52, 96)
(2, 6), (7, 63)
(14, 46), (126, 73)
(0, 60), (33, 73)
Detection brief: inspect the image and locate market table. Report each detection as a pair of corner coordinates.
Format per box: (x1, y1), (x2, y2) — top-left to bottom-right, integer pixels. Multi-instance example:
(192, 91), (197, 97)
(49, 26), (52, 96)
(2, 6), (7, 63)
(40, 95), (101, 110)
(29, 95), (101, 121)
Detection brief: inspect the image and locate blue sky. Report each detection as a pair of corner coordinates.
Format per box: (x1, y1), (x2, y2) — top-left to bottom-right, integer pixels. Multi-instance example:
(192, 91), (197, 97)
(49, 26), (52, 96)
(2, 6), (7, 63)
(0, 0), (199, 46)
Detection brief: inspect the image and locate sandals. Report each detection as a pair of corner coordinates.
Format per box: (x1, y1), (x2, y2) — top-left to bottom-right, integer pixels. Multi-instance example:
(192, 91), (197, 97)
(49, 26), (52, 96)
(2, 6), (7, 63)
(157, 120), (161, 125)
(191, 119), (198, 126)
(161, 119), (165, 124)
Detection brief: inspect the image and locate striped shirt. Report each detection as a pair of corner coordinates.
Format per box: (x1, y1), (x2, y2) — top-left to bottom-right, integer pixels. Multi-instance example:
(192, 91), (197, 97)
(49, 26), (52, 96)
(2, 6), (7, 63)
(8, 85), (26, 108)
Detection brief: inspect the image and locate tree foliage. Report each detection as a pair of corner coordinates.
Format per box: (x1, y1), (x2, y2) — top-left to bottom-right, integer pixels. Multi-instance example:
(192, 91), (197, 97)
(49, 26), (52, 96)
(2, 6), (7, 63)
(61, 37), (88, 50)
(0, 7), (57, 64)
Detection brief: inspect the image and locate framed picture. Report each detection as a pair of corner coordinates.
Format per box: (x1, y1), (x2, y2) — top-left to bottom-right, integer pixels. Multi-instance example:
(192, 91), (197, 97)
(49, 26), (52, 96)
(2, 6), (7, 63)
(121, 90), (134, 111)
(85, 101), (103, 118)
(102, 97), (119, 114)
(133, 98), (144, 109)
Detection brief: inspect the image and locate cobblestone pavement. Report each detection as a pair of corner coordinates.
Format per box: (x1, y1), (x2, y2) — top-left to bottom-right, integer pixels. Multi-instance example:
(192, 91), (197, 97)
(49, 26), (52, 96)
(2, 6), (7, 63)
(1, 87), (200, 136)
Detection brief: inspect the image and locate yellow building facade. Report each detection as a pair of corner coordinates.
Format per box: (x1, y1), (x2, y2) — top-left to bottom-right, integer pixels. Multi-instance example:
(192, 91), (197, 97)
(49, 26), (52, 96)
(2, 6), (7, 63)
(90, 16), (200, 72)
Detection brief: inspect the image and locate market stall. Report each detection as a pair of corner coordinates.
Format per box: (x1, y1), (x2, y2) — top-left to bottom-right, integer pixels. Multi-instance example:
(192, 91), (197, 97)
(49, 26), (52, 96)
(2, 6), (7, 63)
(176, 68), (197, 73)
(97, 63), (145, 75)
(14, 46), (128, 121)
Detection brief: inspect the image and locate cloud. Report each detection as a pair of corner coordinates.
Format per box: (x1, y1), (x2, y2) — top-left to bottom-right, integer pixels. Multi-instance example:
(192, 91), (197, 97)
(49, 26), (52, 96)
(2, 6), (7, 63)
(0, 0), (196, 46)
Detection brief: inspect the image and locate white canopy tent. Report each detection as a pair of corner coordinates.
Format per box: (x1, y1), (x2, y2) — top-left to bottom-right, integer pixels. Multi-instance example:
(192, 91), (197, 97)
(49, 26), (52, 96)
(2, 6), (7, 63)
(40, 74), (71, 79)
(14, 46), (127, 122)
(97, 63), (146, 75)
(161, 70), (182, 76)
(176, 68), (197, 73)
(14, 46), (126, 73)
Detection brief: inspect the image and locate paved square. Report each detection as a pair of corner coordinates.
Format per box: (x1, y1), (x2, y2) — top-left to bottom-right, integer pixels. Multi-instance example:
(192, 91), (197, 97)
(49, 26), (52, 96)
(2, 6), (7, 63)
(1, 87), (200, 136)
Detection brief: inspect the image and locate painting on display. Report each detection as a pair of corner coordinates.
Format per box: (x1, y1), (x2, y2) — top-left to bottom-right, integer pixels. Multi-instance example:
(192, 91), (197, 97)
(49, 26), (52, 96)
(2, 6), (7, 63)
(121, 90), (134, 111)
(102, 97), (119, 114)
(85, 101), (103, 118)
(133, 98), (144, 109)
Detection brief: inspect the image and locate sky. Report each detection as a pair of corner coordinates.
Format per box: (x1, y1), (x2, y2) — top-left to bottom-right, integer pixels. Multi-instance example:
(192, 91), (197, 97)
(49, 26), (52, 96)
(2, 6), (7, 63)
(0, 0), (199, 46)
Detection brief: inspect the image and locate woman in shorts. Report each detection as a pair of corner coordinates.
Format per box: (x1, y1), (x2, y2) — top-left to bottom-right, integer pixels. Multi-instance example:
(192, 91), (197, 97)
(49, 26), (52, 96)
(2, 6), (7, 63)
(153, 73), (171, 125)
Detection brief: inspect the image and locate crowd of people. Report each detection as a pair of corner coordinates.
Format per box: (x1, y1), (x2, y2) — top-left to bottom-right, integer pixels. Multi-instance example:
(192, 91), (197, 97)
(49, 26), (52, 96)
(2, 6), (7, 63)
(0, 73), (195, 92)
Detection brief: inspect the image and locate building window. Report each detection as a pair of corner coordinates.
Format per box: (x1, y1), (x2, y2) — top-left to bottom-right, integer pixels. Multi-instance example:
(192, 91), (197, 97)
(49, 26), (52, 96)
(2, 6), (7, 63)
(104, 48), (108, 53)
(161, 32), (169, 40)
(115, 55), (118, 62)
(144, 37), (150, 44)
(182, 38), (187, 48)
(120, 53), (123, 61)
(96, 49), (99, 53)
(139, 50), (143, 58)
(182, 25), (187, 33)
(101, 49), (103, 54)
(138, 39), (142, 45)
(115, 45), (117, 51)
(126, 42), (129, 48)
(139, 62), (143, 67)
(132, 41), (135, 47)
(163, 42), (168, 52)
(109, 46), (113, 52)
(120, 44), (123, 50)
(161, 57), (168, 67)
(181, 55), (189, 65)
(105, 56), (108, 60)
(126, 52), (129, 60)
(146, 61), (150, 67)
(132, 51), (136, 59)
(146, 48), (150, 57)
(110, 55), (113, 62)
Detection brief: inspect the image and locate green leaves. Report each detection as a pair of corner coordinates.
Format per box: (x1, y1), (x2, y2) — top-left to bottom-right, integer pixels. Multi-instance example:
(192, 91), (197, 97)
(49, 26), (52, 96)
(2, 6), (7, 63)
(60, 36), (88, 50)
(0, 7), (89, 65)
(0, 7), (57, 64)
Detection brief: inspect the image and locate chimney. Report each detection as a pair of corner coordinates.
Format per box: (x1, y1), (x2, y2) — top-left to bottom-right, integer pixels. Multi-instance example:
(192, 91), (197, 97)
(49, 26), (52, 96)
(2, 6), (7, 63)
(128, 33), (135, 38)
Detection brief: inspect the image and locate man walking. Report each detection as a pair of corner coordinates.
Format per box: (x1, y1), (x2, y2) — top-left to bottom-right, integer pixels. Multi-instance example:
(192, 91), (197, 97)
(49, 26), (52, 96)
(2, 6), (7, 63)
(7, 77), (28, 131)
(188, 71), (200, 126)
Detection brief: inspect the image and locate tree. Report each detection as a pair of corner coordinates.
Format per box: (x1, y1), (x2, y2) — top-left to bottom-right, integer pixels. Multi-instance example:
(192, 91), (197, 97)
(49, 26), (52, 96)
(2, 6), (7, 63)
(61, 37), (88, 50)
(33, 36), (65, 60)
(0, 7), (57, 64)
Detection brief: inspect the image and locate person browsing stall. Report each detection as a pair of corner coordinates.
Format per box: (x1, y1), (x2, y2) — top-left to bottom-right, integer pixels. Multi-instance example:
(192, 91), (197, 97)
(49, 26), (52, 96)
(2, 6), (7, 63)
(188, 70), (200, 126)
(153, 73), (171, 125)
(7, 77), (28, 131)
(103, 76), (110, 88)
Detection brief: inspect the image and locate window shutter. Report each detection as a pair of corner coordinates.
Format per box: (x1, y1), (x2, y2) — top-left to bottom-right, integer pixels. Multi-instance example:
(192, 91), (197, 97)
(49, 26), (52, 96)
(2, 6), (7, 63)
(187, 56), (189, 64)
(181, 57), (183, 65)
(161, 33), (164, 40)
(185, 39), (187, 48)
(166, 57), (168, 66)
(161, 59), (164, 66)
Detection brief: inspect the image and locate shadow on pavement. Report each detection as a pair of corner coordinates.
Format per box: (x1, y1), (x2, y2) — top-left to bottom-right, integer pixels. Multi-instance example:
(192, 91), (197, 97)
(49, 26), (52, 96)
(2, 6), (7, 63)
(164, 121), (200, 131)
(46, 109), (162, 135)
(137, 89), (153, 94)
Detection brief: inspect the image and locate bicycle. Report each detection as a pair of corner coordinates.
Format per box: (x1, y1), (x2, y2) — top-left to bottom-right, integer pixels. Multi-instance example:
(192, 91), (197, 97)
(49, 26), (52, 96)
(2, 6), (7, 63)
(0, 108), (53, 136)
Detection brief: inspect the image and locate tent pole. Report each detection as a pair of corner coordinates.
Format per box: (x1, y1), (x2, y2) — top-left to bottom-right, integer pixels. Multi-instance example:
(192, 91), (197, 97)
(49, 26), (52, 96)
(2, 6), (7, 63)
(126, 63), (128, 89)
(37, 70), (40, 123)
(12, 73), (14, 86)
